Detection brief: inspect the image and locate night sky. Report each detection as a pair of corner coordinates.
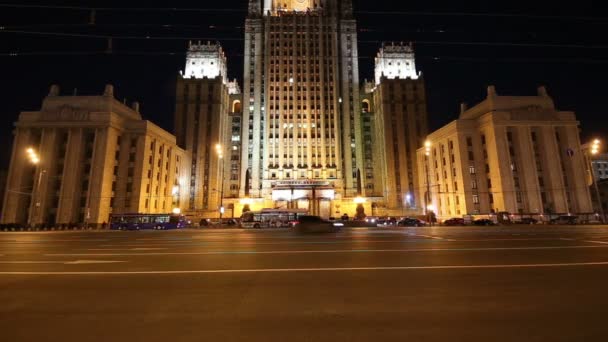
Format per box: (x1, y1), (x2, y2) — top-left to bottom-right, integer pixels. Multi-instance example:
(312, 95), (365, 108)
(1, 0), (606, 169)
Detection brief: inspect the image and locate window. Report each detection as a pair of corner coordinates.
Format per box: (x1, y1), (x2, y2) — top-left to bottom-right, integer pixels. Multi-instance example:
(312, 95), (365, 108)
(472, 194), (479, 204)
(469, 166), (476, 174)
(471, 180), (478, 189)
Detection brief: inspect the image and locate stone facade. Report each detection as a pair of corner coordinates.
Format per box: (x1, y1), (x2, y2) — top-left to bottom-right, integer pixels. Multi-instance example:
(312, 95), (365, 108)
(174, 42), (238, 219)
(1, 85), (190, 226)
(417, 86), (593, 220)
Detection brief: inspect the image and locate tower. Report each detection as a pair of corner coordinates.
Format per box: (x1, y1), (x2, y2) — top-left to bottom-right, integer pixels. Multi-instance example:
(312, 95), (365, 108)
(373, 42), (428, 214)
(175, 42), (232, 216)
(242, 0), (363, 216)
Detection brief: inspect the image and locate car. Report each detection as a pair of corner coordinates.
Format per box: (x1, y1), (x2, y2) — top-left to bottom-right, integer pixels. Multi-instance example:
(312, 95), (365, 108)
(473, 219), (496, 226)
(515, 217), (538, 225)
(376, 217), (397, 227)
(443, 218), (465, 226)
(293, 215), (341, 233)
(550, 215), (578, 225)
(397, 218), (425, 227)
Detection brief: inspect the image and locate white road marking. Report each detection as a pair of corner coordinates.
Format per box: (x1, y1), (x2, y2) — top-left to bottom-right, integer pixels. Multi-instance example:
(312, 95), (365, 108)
(417, 234), (450, 240)
(99, 239), (435, 247)
(455, 238), (561, 242)
(583, 240), (608, 245)
(44, 244), (608, 257)
(87, 248), (168, 251)
(0, 239), (109, 242)
(130, 248), (168, 251)
(2, 261), (608, 275)
(0, 260), (125, 265)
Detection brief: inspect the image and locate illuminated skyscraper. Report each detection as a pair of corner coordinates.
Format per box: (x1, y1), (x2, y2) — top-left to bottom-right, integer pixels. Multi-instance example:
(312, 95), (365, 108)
(243, 0), (363, 216)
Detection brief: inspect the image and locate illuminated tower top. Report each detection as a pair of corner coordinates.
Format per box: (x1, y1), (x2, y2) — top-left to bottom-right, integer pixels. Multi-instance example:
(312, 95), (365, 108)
(249, 0), (349, 17)
(374, 42), (420, 85)
(182, 41), (227, 83)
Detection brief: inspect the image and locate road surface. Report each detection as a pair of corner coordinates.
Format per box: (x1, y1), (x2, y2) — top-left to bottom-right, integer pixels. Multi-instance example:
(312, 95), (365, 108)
(2, 226), (608, 341)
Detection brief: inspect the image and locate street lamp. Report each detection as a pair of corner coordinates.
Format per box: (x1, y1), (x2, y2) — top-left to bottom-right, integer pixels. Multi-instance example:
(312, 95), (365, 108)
(424, 140), (432, 225)
(26, 147), (46, 227)
(215, 144), (225, 227)
(587, 139), (605, 223)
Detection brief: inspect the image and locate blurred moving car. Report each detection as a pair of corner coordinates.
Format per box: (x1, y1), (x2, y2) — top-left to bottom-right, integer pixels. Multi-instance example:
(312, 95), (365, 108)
(515, 217), (538, 225)
(294, 215), (342, 233)
(550, 215), (578, 225)
(376, 217), (397, 227)
(397, 218), (425, 227)
(473, 219), (496, 226)
(443, 218), (465, 226)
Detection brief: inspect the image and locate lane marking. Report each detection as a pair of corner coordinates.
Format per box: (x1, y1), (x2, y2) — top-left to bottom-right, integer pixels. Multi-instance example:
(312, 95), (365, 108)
(87, 248), (168, 251)
(44, 244), (608, 257)
(0, 239), (109, 243)
(98, 239), (438, 247)
(2, 261), (608, 275)
(583, 240), (608, 245)
(0, 260), (125, 265)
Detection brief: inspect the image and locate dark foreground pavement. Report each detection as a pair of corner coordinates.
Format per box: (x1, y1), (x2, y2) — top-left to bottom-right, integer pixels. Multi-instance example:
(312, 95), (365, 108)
(2, 226), (608, 341)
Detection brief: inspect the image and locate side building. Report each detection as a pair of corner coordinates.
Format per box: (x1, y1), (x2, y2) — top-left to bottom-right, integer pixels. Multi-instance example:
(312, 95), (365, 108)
(1, 85), (190, 226)
(417, 86), (592, 220)
(174, 41), (241, 220)
(364, 42), (428, 216)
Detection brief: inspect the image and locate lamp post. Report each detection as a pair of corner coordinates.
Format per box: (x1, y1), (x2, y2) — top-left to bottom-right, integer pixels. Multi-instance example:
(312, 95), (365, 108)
(26, 148), (46, 227)
(215, 144), (225, 227)
(424, 141), (432, 225)
(587, 139), (605, 223)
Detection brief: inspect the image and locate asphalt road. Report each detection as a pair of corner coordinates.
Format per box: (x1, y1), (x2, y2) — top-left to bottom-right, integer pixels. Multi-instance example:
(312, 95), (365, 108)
(2, 225), (608, 341)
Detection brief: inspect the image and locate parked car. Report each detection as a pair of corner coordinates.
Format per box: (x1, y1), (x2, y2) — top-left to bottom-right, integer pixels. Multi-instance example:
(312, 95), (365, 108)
(397, 218), (426, 227)
(473, 219), (496, 226)
(550, 215), (578, 225)
(443, 218), (465, 226)
(294, 215), (342, 233)
(515, 217), (538, 225)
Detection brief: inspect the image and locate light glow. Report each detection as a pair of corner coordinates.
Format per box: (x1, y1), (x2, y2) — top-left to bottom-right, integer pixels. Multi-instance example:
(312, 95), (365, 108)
(354, 196), (366, 204)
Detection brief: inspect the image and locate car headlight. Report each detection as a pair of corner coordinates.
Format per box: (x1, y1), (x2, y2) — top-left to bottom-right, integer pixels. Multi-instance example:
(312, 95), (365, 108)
(333, 222), (344, 227)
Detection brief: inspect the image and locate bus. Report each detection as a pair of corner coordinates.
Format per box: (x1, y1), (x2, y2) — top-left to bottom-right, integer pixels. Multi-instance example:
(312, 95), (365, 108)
(110, 213), (187, 230)
(240, 208), (308, 228)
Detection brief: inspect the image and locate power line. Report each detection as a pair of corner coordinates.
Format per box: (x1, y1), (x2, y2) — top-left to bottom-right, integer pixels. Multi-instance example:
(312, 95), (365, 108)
(2, 29), (607, 50)
(3, 50), (608, 65)
(0, 4), (247, 12)
(0, 3), (606, 23)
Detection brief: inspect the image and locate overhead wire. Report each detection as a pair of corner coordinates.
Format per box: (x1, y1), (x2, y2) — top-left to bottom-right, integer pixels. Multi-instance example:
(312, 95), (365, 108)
(0, 3), (607, 23)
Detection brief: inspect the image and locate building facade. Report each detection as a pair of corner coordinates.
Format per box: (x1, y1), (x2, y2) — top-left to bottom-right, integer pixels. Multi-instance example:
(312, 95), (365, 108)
(1, 85), (190, 226)
(174, 42), (241, 218)
(417, 86), (593, 219)
(174, 2), (430, 219)
(370, 42), (428, 215)
(239, 0), (364, 217)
